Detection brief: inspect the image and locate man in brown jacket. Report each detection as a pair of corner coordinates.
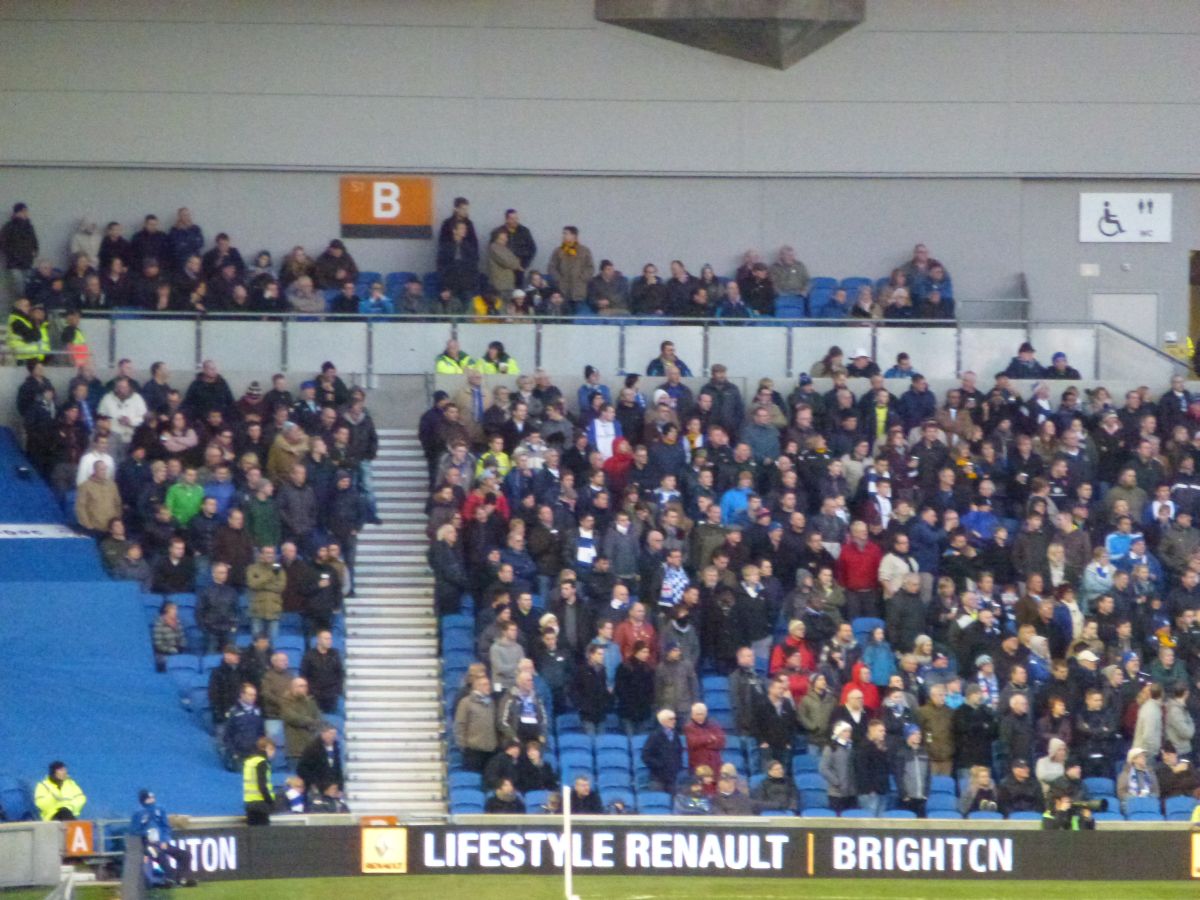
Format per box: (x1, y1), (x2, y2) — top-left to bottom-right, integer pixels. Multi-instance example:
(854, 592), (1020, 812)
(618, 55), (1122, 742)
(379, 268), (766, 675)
(76, 460), (122, 535)
(915, 683), (956, 776)
(547, 226), (595, 304)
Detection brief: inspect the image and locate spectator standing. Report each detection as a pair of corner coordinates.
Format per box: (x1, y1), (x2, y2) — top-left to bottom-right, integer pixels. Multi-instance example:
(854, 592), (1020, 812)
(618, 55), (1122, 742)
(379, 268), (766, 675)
(492, 210), (537, 285)
(892, 724), (931, 817)
(0, 202), (38, 303)
(301, 629), (345, 715)
(547, 227), (595, 305)
(454, 674), (499, 772)
(820, 721), (857, 812)
(683, 702), (726, 775)
(167, 208), (204, 272)
(769, 245), (810, 297)
(641, 709), (684, 792)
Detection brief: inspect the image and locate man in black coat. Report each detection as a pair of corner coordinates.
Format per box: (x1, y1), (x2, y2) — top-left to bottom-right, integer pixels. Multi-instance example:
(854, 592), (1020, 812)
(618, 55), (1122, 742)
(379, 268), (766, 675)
(492, 210), (537, 285)
(297, 725), (344, 795)
(886, 574), (926, 655)
(300, 630), (345, 715)
(952, 684), (997, 775)
(997, 759), (1044, 815)
(571, 643), (611, 732)
(753, 677), (798, 771)
(641, 709), (684, 793)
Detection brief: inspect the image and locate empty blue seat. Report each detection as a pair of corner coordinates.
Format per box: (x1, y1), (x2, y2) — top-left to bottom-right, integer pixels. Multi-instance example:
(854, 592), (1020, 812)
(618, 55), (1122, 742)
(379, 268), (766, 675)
(385, 271), (419, 298)
(450, 787), (484, 805)
(967, 811), (1003, 821)
(449, 771), (481, 790)
(808, 277), (838, 293)
(1007, 811), (1042, 821)
(636, 791), (670, 813)
(556, 713), (583, 734)
(1092, 811), (1123, 822)
(883, 810), (917, 819)
(930, 775), (956, 795)
(450, 800), (484, 814)
(557, 734), (593, 754)
(630, 734), (649, 755)
(423, 271), (441, 296)
(598, 771), (631, 792)
(840, 809), (874, 819)
(597, 750), (630, 772)
(356, 271), (382, 287)
(274, 635), (306, 653)
(560, 752), (594, 778)
(709, 709), (735, 732)
(801, 789), (829, 809)
(801, 808), (835, 818)
(167, 593), (197, 608)
(606, 788), (635, 809)
(927, 811), (962, 820)
(1083, 777), (1115, 796)
(795, 772), (827, 791)
(525, 790), (550, 810)
(926, 794), (958, 812)
(596, 734), (629, 754)
(165, 654), (200, 674)
(200, 653), (223, 672)
(793, 755), (819, 773)
(0, 784), (34, 821)
(1165, 796), (1198, 818)
(840, 277), (873, 295)
(1124, 797), (1161, 816)
(1127, 811), (1164, 821)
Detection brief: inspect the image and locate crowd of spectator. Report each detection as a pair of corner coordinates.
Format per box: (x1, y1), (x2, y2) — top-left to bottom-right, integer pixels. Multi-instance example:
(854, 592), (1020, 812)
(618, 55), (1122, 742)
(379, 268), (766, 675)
(2, 200), (955, 350)
(430, 342), (1200, 818)
(13, 354), (369, 811)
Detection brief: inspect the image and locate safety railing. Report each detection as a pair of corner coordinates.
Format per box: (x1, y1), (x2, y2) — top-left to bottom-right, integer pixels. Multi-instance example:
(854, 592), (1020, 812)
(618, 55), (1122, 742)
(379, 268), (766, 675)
(74, 310), (1188, 384)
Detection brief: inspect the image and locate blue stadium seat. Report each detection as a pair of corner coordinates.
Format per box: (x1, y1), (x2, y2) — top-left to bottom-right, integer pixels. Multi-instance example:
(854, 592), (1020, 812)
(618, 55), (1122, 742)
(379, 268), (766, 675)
(930, 775), (956, 795)
(449, 771), (481, 791)
(883, 810), (917, 819)
(636, 791), (671, 813)
(1124, 797), (1161, 816)
(598, 771), (631, 792)
(200, 653), (223, 672)
(701, 674), (727, 692)
(560, 752), (594, 779)
(840, 277), (872, 295)
(840, 809), (874, 818)
(630, 734), (649, 755)
(596, 734), (629, 754)
(525, 790), (550, 810)
(795, 772), (827, 791)
(1092, 811), (1123, 822)
(274, 635), (306, 653)
(1126, 811), (1164, 822)
(356, 271), (382, 288)
(773, 295), (807, 319)
(926, 811), (962, 820)
(450, 800), (484, 814)
(423, 271), (441, 296)
(1165, 796), (1198, 819)
(1083, 777), (1115, 796)
(385, 271), (419, 298)
(749, 774), (767, 792)
(166, 654), (200, 675)
(801, 808), (836, 818)
(709, 709), (735, 732)
(450, 787), (484, 806)
(0, 783), (35, 821)
(967, 811), (1003, 820)
(759, 809), (795, 817)
(793, 755), (819, 773)
(1007, 811), (1042, 821)
(926, 794), (958, 812)
(168, 593), (197, 609)
(557, 734), (593, 754)
(808, 277), (838, 292)
(801, 789), (829, 809)
(597, 750), (631, 772)
(806, 288), (833, 316)
(606, 788), (635, 810)
(556, 713), (583, 734)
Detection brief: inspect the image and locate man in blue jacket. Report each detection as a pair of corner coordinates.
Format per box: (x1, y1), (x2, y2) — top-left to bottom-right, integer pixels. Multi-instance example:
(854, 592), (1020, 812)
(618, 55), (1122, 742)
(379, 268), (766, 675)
(641, 708), (684, 793)
(130, 789), (196, 886)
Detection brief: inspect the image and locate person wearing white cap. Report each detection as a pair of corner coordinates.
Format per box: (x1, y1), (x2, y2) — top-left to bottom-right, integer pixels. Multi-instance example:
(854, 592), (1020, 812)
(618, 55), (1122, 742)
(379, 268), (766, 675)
(846, 349), (879, 379)
(819, 721), (857, 812)
(1116, 746), (1159, 815)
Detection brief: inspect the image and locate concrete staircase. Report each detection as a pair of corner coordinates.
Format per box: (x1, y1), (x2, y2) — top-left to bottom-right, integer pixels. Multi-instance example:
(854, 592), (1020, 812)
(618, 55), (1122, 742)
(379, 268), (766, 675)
(343, 427), (446, 817)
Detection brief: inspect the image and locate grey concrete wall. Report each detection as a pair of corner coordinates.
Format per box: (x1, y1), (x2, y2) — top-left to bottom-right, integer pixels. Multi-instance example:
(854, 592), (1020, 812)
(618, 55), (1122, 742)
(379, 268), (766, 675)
(3, 0), (1200, 177)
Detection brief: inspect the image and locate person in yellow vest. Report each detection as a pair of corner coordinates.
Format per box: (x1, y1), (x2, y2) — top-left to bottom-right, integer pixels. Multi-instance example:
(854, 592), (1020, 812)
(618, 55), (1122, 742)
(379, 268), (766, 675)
(7, 296), (42, 365)
(242, 737), (276, 826)
(434, 338), (476, 375)
(32, 304), (50, 363)
(477, 340), (520, 375)
(34, 760), (87, 821)
(60, 308), (90, 367)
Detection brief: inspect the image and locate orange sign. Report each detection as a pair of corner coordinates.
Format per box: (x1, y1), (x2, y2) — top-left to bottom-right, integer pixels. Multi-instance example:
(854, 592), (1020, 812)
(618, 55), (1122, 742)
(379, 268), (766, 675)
(340, 176), (433, 239)
(360, 815), (398, 827)
(64, 820), (94, 857)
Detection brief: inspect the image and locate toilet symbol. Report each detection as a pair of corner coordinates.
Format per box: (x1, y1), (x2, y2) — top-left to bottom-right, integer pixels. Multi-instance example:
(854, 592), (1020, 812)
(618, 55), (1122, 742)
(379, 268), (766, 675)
(1098, 201), (1125, 237)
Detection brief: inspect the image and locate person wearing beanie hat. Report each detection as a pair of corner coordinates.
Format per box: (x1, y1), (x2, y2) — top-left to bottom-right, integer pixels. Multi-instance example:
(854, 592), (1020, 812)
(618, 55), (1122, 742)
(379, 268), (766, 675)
(577, 364), (611, 412)
(130, 788), (196, 886)
(1, 201), (38, 303)
(892, 721), (931, 816)
(33, 761), (86, 822)
(314, 238), (359, 289)
(1046, 351), (1081, 380)
(1117, 746), (1159, 815)
(1003, 340), (1045, 379)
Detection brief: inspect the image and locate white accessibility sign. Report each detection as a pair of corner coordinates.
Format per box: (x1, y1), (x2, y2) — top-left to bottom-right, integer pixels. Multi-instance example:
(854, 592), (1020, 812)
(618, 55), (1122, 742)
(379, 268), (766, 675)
(1079, 192), (1172, 243)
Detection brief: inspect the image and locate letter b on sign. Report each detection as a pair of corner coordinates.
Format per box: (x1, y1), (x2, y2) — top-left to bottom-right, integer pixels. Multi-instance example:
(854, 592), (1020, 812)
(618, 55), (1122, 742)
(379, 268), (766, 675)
(340, 176), (433, 239)
(373, 182), (401, 219)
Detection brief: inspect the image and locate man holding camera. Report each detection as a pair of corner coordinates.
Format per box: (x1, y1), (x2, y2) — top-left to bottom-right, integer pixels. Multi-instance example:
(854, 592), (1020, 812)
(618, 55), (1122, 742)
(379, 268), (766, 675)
(1041, 786), (1097, 830)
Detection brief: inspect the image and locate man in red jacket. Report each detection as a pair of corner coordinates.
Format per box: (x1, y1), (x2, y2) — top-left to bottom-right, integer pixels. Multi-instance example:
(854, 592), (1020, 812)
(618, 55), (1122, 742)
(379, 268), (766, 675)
(683, 702), (727, 775)
(835, 520), (884, 620)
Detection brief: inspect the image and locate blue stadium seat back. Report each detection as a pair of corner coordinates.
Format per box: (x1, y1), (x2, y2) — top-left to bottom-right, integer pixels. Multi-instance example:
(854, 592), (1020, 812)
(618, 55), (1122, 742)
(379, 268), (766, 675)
(795, 772), (827, 791)
(274, 634), (307, 653)
(748, 774), (767, 792)
(630, 734), (650, 754)
(596, 734), (629, 754)
(1124, 797), (1161, 816)
(557, 733), (593, 754)
(450, 800), (484, 814)
(759, 809), (795, 817)
(926, 811), (963, 820)
(423, 271), (441, 296)
(840, 277), (872, 295)
(168, 593), (197, 609)
(384, 271), (417, 298)
(598, 771), (631, 791)
(883, 809), (917, 819)
(875, 277), (890, 295)
(283, 649), (302, 671)
(200, 653), (223, 672)
(442, 613), (473, 631)
(809, 277), (838, 292)
(709, 709), (735, 732)
(636, 791), (671, 813)
(1091, 811), (1123, 822)
(801, 789), (829, 809)
(0, 786), (35, 821)
(840, 809), (874, 819)
(560, 751), (594, 775)
(1166, 809), (1194, 821)
(801, 808), (835, 818)
(1127, 811), (1164, 821)
(449, 787), (484, 805)
(443, 651), (474, 670)
(607, 788), (635, 809)
(449, 771), (481, 790)
(1083, 777), (1115, 796)
(930, 775), (956, 795)
(806, 288), (833, 315)
(166, 654), (201, 674)
(701, 674), (727, 693)
(1093, 794), (1119, 813)
(851, 617), (885, 642)
(442, 634), (474, 655)
(1165, 795), (1198, 816)
(524, 790), (549, 809)
(597, 750), (631, 772)
(793, 754), (819, 773)
(820, 301), (850, 320)
(356, 271), (382, 287)
(1007, 811), (1042, 821)
(967, 811), (1003, 820)
(926, 794), (958, 812)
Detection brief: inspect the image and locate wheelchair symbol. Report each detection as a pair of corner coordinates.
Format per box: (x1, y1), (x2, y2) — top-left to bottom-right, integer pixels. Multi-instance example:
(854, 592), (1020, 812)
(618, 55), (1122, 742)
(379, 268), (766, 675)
(1098, 201), (1125, 237)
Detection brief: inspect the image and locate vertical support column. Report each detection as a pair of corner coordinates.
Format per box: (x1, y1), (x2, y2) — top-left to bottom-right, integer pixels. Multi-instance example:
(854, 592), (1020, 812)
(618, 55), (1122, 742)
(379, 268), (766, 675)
(535, 322), (543, 370)
(701, 322), (711, 377)
(618, 323), (627, 374)
(106, 317), (117, 370)
(955, 324), (963, 377)
(194, 316), (203, 369)
(281, 318), (289, 374)
(785, 325), (794, 380)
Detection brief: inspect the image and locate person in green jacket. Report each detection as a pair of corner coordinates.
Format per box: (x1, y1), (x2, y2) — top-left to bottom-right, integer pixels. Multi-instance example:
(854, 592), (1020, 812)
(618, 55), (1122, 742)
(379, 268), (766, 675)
(246, 480), (282, 548)
(165, 467), (205, 527)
